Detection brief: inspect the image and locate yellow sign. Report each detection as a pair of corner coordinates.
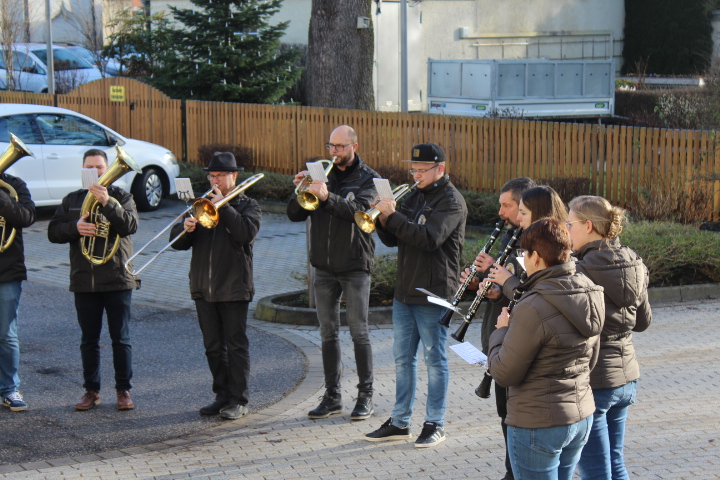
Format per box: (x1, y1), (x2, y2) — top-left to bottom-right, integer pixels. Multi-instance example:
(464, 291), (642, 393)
(110, 86), (126, 102)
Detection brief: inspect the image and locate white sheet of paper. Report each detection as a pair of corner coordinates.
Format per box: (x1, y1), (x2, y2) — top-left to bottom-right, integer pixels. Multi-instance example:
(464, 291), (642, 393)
(306, 161), (330, 183)
(174, 178), (194, 202)
(427, 296), (462, 313)
(415, 287), (442, 299)
(81, 168), (99, 190)
(450, 342), (488, 365)
(373, 178), (395, 200)
(516, 251), (525, 271)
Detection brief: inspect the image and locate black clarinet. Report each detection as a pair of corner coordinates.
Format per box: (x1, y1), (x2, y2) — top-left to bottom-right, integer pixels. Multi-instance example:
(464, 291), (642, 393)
(438, 220), (506, 327)
(451, 227), (523, 343)
(475, 280), (525, 398)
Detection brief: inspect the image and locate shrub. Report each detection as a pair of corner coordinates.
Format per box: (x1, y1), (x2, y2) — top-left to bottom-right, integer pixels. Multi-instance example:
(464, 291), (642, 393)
(461, 190), (500, 227)
(178, 162), (295, 202)
(539, 177), (592, 206)
(197, 143), (255, 171)
(374, 164), (412, 187)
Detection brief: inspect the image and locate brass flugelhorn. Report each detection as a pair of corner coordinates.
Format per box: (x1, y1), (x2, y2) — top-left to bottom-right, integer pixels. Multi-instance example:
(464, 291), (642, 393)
(295, 157), (335, 210)
(438, 220), (506, 327)
(80, 146), (142, 265)
(125, 173), (264, 275)
(0, 133), (35, 252)
(354, 181), (420, 234)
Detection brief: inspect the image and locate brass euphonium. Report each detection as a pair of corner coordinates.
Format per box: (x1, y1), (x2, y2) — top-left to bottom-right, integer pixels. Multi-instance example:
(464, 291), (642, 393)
(80, 145), (142, 265)
(0, 133), (35, 253)
(354, 181), (420, 234)
(295, 157), (336, 210)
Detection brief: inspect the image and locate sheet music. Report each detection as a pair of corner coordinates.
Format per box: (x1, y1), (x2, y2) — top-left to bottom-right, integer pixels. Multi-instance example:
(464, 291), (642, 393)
(306, 161), (330, 183)
(373, 178), (394, 200)
(516, 251), (525, 271)
(174, 178), (194, 202)
(81, 168), (99, 190)
(449, 342), (488, 365)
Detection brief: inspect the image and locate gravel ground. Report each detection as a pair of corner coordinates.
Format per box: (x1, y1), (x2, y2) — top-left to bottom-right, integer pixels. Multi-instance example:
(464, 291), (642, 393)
(0, 280), (306, 466)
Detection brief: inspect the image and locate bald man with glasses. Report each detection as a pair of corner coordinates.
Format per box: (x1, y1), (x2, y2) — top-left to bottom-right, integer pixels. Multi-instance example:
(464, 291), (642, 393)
(287, 125), (380, 421)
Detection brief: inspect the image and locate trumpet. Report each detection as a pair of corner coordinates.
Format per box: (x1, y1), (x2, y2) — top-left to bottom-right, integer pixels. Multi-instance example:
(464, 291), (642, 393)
(0, 133), (35, 253)
(125, 173), (265, 275)
(80, 146), (142, 265)
(296, 157), (335, 210)
(476, 280), (525, 398)
(354, 181), (420, 234)
(451, 227), (523, 343)
(438, 220), (506, 327)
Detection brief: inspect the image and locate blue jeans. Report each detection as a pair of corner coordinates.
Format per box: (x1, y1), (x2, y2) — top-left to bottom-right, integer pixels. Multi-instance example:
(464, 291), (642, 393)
(314, 269), (373, 393)
(74, 290), (133, 392)
(390, 300), (448, 428)
(0, 281), (22, 400)
(508, 416), (592, 480)
(578, 381), (637, 480)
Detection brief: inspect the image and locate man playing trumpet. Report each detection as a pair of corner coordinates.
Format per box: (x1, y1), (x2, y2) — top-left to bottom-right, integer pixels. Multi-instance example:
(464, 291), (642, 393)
(48, 149), (139, 411)
(287, 125), (380, 421)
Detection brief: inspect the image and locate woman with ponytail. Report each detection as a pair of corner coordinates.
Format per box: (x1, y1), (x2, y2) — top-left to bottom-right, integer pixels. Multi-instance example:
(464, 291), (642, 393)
(568, 196), (653, 480)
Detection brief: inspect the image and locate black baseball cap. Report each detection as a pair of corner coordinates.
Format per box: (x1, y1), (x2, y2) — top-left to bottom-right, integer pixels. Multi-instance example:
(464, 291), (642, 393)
(403, 143), (446, 163)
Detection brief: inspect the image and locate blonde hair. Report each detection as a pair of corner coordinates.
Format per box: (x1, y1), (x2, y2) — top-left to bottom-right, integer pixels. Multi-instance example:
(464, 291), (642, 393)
(568, 195), (624, 239)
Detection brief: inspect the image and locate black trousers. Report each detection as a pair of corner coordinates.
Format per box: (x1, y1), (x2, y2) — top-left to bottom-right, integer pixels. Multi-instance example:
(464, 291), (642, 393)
(194, 298), (250, 406)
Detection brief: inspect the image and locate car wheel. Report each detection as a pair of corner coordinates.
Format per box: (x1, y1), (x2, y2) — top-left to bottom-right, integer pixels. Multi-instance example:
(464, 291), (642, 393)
(132, 168), (164, 211)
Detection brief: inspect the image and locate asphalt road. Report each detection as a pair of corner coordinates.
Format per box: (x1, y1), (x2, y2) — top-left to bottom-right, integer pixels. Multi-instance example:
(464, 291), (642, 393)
(0, 280), (306, 466)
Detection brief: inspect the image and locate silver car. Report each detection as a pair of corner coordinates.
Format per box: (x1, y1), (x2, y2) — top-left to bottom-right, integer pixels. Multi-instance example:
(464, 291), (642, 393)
(0, 104), (179, 211)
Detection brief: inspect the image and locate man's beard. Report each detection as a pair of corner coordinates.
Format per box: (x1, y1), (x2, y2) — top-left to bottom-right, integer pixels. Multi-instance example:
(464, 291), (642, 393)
(334, 153), (353, 168)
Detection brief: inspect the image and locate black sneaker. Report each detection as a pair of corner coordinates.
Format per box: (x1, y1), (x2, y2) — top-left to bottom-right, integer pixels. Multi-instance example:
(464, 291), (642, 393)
(2, 392), (27, 412)
(350, 393), (374, 421)
(308, 391), (342, 419)
(220, 404), (248, 420)
(414, 421), (446, 448)
(365, 418), (412, 442)
(199, 399), (228, 416)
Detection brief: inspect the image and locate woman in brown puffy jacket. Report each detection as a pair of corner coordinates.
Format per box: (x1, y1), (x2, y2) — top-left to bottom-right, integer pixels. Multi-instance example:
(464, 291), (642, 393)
(488, 218), (606, 480)
(568, 196), (652, 480)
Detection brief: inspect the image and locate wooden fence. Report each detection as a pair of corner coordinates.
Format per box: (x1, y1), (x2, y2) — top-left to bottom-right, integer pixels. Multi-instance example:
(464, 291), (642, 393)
(2, 78), (719, 219)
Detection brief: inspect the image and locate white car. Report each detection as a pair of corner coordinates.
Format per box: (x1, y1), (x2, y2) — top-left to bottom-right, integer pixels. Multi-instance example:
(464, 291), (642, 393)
(0, 43), (103, 93)
(0, 104), (179, 211)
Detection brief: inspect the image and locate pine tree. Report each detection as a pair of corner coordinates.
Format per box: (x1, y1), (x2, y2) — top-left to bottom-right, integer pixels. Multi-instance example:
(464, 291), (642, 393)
(151, 0), (301, 103)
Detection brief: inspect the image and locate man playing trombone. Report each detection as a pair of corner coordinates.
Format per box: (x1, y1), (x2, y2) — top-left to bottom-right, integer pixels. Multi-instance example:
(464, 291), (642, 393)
(48, 149), (139, 411)
(287, 125), (379, 421)
(170, 152), (261, 420)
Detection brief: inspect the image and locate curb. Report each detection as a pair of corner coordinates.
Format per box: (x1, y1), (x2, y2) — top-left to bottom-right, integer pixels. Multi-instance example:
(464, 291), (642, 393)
(647, 283), (720, 304)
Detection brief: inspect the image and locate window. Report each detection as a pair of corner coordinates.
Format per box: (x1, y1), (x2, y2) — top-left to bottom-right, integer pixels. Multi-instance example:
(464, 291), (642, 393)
(0, 115), (44, 144)
(35, 114), (110, 146)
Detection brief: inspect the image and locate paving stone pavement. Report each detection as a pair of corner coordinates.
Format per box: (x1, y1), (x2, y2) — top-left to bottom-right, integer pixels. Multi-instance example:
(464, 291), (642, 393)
(4, 201), (720, 479)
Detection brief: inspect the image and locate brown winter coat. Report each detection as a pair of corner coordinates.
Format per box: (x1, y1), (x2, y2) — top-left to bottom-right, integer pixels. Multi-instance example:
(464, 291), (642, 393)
(488, 262), (605, 429)
(574, 238), (652, 390)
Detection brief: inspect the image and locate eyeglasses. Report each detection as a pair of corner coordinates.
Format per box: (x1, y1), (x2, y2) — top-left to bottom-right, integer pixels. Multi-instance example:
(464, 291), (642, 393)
(409, 165), (439, 175)
(326, 142), (352, 151)
(207, 172), (233, 180)
(565, 220), (585, 228)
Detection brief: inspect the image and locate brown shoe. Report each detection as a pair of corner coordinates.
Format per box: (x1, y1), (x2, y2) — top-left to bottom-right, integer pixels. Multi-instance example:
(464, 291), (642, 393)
(117, 390), (134, 410)
(75, 391), (101, 411)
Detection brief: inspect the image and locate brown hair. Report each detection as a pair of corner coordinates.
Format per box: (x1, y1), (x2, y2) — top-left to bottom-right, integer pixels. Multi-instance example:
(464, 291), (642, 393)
(520, 218), (572, 267)
(568, 195), (624, 239)
(521, 186), (568, 224)
(83, 149), (108, 164)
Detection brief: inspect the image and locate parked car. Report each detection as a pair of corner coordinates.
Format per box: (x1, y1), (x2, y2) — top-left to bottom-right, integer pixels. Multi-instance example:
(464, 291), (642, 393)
(0, 43), (103, 93)
(0, 104), (179, 211)
(61, 44), (123, 77)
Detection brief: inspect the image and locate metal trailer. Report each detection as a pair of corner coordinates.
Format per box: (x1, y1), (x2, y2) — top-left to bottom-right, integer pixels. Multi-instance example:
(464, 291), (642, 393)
(427, 58), (615, 119)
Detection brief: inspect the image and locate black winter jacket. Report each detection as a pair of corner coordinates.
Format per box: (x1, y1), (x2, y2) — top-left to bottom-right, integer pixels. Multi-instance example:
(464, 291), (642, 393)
(48, 187), (138, 292)
(377, 174), (467, 304)
(287, 155), (379, 273)
(170, 194), (261, 302)
(0, 173), (35, 283)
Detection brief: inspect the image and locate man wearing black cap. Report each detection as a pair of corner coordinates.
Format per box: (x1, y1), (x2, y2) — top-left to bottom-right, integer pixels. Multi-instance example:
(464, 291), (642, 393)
(365, 143), (467, 448)
(170, 152), (261, 420)
(49, 149), (138, 411)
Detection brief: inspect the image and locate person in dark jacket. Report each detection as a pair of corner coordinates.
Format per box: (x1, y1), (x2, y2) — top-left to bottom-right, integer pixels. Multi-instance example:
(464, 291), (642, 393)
(170, 152), (261, 420)
(488, 218), (605, 480)
(568, 196), (652, 480)
(460, 176), (536, 479)
(287, 125), (380, 421)
(48, 149), (139, 411)
(0, 170), (35, 412)
(365, 143), (467, 448)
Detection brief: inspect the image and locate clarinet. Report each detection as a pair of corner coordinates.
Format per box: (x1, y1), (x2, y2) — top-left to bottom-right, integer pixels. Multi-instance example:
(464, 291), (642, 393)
(451, 227), (523, 343)
(438, 220), (506, 327)
(475, 280), (525, 398)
